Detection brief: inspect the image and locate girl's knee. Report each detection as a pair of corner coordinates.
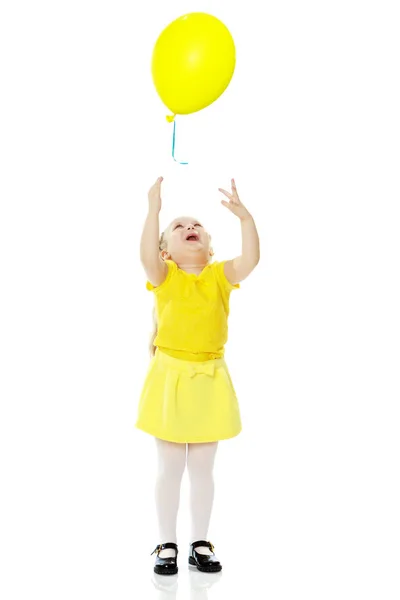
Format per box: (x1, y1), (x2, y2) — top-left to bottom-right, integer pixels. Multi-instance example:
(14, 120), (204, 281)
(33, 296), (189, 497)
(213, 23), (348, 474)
(156, 438), (187, 475)
(187, 442), (218, 475)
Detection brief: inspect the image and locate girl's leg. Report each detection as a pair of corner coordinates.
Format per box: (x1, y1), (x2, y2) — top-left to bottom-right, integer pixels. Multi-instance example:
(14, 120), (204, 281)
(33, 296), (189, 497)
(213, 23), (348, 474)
(154, 437), (187, 558)
(187, 441), (219, 555)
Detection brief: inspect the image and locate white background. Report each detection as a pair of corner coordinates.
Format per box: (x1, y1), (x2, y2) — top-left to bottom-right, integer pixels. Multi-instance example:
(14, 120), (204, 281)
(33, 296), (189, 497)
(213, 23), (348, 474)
(1, 0), (399, 598)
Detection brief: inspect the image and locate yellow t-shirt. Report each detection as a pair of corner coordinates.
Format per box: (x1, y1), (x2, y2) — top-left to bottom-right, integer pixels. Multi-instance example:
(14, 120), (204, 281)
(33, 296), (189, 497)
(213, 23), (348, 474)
(146, 260), (239, 361)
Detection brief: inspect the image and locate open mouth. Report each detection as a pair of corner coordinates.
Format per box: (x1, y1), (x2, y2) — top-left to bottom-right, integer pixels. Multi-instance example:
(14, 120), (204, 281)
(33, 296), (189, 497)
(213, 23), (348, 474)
(185, 233), (200, 242)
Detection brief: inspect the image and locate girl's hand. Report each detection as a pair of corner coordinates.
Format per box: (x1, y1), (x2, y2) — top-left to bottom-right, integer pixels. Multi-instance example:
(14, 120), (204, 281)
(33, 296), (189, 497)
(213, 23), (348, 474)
(219, 179), (251, 221)
(148, 176), (163, 214)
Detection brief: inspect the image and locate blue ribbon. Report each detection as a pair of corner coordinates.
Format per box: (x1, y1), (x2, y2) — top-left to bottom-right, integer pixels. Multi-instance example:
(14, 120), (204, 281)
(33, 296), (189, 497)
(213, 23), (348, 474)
(172, 119), (188, 165)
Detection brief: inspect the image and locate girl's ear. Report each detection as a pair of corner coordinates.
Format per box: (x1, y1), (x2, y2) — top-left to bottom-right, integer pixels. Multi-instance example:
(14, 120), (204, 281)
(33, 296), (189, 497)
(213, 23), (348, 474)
(209, 247), (214, 257)
(160, 250), (170, 261)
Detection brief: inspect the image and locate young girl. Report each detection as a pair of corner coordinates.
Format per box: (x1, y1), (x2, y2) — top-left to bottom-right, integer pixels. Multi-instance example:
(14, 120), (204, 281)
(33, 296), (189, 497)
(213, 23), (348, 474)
(135, 176), (260, 575)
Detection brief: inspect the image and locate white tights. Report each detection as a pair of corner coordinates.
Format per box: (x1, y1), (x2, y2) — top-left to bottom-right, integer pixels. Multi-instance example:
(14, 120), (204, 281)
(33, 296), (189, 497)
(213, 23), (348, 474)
(154, 437), (218, 558)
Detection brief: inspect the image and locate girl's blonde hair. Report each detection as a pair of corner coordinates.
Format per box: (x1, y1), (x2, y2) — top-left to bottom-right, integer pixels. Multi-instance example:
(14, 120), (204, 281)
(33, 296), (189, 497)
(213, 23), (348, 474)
(149, 227), (212, 357)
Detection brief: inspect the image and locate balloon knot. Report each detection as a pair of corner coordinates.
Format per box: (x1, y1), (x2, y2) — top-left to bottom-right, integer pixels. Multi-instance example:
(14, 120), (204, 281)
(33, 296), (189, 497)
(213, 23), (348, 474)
(166, 114), (176, 123)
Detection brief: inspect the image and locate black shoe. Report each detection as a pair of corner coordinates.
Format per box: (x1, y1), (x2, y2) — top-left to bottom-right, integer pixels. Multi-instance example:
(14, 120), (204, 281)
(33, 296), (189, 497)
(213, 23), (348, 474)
(151, 542), (178, 575)
(188, 540), (222, 572)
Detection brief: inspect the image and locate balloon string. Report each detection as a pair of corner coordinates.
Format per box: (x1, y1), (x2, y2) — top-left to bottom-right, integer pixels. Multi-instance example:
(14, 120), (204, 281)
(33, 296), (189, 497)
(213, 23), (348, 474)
(172, 119), (188, 165)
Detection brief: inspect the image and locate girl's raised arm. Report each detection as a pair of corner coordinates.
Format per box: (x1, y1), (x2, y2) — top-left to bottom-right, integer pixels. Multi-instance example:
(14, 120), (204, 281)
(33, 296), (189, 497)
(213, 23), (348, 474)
(140, 177), (168, 287)
(219, 179), (260, 284)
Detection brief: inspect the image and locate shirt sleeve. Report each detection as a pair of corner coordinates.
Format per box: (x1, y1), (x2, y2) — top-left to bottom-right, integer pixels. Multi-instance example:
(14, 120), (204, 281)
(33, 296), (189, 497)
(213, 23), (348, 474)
(146, 260), (177, 293)
(213, 260), (240, 291)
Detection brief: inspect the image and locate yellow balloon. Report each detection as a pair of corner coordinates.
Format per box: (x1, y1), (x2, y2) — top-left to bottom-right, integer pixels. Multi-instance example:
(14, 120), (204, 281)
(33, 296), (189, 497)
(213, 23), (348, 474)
(151, 12), (236, 117)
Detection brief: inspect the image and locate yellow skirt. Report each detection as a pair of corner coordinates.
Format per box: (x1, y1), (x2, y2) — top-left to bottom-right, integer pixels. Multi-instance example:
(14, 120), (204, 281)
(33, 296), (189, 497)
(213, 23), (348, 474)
(135, 349), (242, 443)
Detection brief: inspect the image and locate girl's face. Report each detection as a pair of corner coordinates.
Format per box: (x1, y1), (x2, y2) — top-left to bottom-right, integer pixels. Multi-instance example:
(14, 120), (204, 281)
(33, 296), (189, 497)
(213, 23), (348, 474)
(162, 216), (212, 264)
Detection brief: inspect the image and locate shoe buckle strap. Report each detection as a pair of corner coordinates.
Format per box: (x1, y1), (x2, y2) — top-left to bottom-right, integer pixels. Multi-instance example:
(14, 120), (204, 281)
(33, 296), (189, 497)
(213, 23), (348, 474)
(192, 540), (215, 553)
(151, 542), (178, 556)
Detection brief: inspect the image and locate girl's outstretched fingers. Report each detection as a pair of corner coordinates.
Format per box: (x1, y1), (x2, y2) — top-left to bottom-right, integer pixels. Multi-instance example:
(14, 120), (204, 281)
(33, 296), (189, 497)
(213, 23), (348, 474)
(219, 180), (251, 221)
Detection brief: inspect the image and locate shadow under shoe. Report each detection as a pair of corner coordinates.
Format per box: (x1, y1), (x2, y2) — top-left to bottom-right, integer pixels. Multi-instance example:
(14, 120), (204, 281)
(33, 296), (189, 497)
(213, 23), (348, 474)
(151, 572), (179, 594)
(189, 568), (223, 590)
